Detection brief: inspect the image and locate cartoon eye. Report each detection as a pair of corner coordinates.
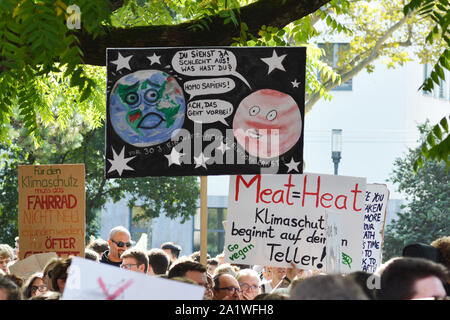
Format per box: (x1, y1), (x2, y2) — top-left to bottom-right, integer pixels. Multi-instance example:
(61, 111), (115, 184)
(125, 92), (139, 105)
(144, 89), (160, 103)
(266, 110), (277, 121)
(249, 106), (260, 116)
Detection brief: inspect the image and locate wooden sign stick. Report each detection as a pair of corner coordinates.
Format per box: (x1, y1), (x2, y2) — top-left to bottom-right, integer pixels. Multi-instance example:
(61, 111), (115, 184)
(200, 176), (208, 266)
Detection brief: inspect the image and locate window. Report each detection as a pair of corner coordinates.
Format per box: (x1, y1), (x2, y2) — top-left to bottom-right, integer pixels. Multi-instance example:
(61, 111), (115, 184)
(318, 43), (352, 91)
(193, 207), (227, 258)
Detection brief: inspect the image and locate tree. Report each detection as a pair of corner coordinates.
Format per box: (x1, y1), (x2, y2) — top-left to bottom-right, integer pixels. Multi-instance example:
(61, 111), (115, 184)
(402, 0), (449, 173)
(382, 123), (450, 261)
(1, 0), (447, 170)
(0, 119), (200, 245)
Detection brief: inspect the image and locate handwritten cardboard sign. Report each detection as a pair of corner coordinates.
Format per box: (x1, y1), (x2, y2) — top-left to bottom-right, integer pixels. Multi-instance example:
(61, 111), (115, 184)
(362, 184), (388, 273)
(224, 173), (366, 273)
(18, 164), (85, 260)
(8, 252), (57, 281)
(62, 257), (205, 300)
(106, 47), (306, 178)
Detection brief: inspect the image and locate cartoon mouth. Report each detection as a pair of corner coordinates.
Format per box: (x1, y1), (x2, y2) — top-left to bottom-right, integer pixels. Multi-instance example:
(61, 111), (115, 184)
(128, 111), (142, 124)
(139, 112), (165, 129)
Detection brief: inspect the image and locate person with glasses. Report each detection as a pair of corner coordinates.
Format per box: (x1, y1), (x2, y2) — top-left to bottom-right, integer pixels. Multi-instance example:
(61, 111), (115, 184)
(100, 226), (132, 267)
(120, 248), (148, 274)
(236, 268), (261, 300)
(212, 273), (241, 300)
(23, 272), (47, 299)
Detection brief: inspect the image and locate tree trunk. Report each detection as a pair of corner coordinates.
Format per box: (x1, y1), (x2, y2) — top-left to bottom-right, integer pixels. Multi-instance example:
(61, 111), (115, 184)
(79, 0), (331, 66)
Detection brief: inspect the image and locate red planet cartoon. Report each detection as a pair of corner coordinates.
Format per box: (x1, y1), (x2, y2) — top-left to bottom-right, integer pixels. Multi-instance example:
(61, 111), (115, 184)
(232, 89), (302, 159)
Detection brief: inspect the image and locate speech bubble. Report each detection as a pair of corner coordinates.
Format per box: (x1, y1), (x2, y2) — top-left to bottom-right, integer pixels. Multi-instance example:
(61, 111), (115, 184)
(172, 49), (251, 88)
(187, 99), (233, 125)
(184, 77), (236, 99)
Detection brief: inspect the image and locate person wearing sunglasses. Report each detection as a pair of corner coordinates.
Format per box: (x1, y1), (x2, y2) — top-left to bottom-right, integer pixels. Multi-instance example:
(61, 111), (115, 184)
(212, 273), (241, 300)
(23, 272), (47, 299)
(100, 226), (132, 267)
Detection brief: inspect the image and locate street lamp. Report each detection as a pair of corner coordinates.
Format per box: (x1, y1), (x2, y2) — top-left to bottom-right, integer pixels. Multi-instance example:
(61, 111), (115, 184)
(331, 129), (342, 175)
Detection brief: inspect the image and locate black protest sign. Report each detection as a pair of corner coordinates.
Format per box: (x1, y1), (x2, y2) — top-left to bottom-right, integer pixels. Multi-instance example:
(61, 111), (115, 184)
(106, 47), (305, 178)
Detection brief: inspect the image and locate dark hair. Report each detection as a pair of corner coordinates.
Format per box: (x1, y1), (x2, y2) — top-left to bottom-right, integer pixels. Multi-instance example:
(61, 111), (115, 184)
(346, 271), (377, 300)
(121, 248), (149, 273)
(289, 274), (369, 300)
(402, 243), (441, 263)
(51, 258), (71, 293)
(207, 258), (219, 266)
(378, 257), (449, 300)
(3, 274), (24, 288)
(0, 275), (22, 300)
(161, 242), (182, 258)
(23, 272), (44, 299)
(147, 248), (170, 275)
(84, 249), (100, 261)
(168, 260), (206, 278)
(87, 238), (109, 255)
(254, 292), (288, 300)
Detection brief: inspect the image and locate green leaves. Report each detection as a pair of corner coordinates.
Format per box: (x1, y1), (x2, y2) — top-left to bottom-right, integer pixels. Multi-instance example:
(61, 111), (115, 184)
(404, 0), (450, 93)
(0, 0), (111, 143)
(413, 116), (450, 173)
(383, 121), (449, 261)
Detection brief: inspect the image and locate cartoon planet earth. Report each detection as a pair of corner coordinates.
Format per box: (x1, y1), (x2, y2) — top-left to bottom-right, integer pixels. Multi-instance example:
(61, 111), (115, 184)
(233, 89), (302, 159)
(109, 70), (186, 147)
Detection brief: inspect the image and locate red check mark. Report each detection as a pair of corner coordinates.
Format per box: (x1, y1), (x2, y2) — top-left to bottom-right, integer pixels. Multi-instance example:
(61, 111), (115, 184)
(98, 277), (134, 300)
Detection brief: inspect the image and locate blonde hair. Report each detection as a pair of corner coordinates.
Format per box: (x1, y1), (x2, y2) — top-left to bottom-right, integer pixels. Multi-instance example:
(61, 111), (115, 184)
(0, 244), (14, 260)
(214, 263), (237, 278)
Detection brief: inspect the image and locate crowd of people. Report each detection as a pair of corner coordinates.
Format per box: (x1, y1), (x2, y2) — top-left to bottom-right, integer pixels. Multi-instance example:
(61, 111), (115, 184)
(0, 226), (448, 300)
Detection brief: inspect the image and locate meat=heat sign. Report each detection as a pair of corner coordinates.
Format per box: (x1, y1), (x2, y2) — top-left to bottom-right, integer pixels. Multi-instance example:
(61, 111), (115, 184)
(106, 47), (306, 178)
(224, 173), (367, 273)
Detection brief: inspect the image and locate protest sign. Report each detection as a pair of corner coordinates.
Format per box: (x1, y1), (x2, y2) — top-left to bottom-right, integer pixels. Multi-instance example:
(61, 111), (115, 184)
(362, 184), (389, 273)
(18, 164), (85, 260)
(62, 257), (205, 300)
(224, 173), (366, 273)
(106, 47), (306, 178)
(8, 252), (57, 281)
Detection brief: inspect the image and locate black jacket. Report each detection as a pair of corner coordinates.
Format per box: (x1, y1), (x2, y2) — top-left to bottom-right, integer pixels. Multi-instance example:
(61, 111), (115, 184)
(100, 250), (122, 267)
